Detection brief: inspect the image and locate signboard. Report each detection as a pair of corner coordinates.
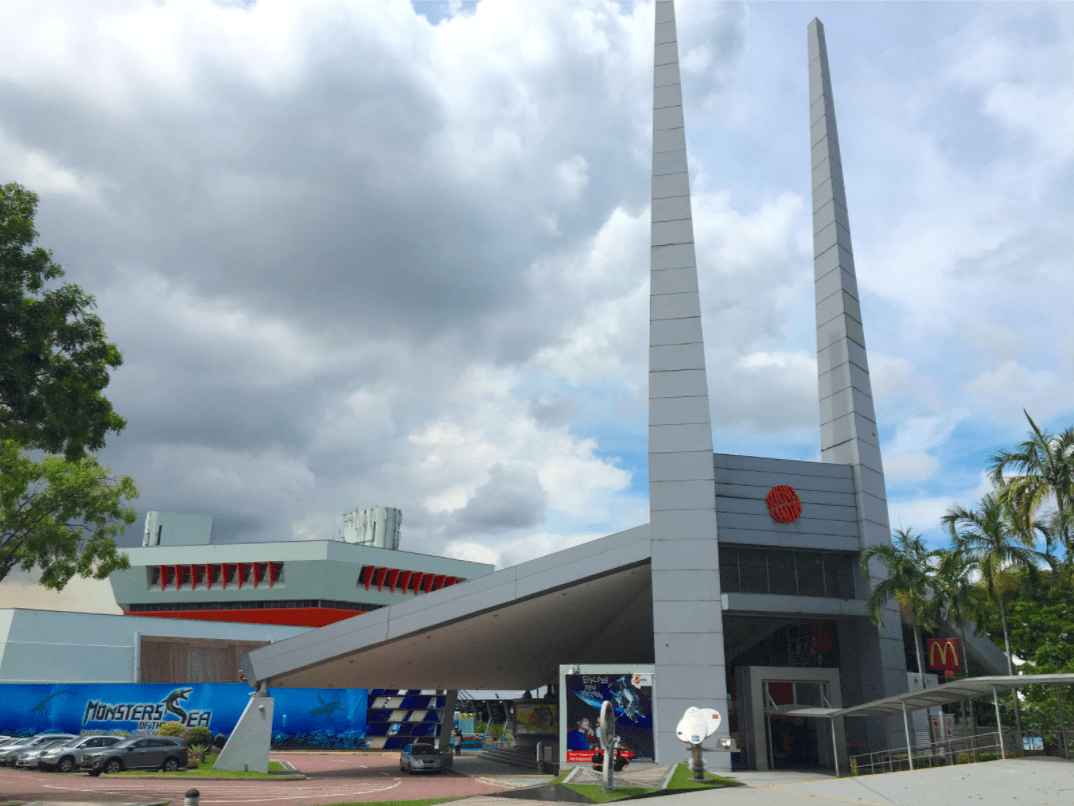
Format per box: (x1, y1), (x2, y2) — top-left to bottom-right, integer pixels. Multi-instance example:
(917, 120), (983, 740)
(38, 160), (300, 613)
(0, 683), (368, 749)
(564, 673), (654, 763)
(926, 638), (960, 673)
(766, 486), (802, 523)
(514, 703), (557, 735)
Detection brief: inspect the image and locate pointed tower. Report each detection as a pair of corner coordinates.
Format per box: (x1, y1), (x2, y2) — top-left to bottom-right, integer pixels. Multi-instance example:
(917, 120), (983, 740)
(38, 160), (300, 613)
(809, 18), (909, 747)
(648, 0), (730, 766)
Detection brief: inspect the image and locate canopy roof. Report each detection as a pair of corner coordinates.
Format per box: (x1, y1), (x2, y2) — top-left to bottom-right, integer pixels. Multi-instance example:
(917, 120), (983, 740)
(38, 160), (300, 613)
(776, 673), (1074, 720)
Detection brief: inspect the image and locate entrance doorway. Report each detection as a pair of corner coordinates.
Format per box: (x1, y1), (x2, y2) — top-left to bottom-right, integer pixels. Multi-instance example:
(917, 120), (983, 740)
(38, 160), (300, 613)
(734, 666), (845, 772)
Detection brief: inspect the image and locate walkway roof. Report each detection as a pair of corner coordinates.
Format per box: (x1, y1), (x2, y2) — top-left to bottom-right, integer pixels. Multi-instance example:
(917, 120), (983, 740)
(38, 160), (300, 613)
(777, 673), (1074, 719)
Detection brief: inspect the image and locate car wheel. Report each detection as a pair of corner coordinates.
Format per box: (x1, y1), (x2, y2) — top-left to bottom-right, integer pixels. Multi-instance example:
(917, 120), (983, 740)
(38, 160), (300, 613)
(162, 757), (180, 772)
(58, 757), (75, 773)
(104, 758), (123, 774)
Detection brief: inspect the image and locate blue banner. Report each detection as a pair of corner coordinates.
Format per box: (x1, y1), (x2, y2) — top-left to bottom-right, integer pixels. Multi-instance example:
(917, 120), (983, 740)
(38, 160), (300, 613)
(0, 684), (367, 749)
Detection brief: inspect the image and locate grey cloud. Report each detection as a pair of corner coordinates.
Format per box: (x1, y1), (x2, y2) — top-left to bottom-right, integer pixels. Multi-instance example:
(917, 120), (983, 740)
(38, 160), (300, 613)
(452, 463), (548, 535)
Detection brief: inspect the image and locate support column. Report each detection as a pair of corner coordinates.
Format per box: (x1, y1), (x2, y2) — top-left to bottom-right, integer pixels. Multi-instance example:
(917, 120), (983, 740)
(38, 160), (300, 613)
(808, 17), (908, 755)
(649, 0), (729, 769)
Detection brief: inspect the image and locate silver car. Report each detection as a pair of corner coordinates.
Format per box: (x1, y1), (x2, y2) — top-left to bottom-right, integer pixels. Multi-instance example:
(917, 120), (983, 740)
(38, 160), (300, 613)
(15, 738), (72, 769)
(81, 736), (187, 775)
(0, 734), (76, 766)
(399, 743), (444, 774)
(40, 735), (123, 773)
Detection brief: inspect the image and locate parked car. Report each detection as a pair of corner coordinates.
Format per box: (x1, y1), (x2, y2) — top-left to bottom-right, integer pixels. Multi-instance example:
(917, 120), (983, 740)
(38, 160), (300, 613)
(15, 738), (73, 769)
(0, 734), (76, 766)
(81, 736), (187, 776)
(40, 735), (123, 773)
(399, 743), (444, 774)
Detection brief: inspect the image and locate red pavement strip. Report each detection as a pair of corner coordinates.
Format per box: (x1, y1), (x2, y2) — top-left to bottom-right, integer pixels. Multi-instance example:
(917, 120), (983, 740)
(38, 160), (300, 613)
(0, 752), (511, 806)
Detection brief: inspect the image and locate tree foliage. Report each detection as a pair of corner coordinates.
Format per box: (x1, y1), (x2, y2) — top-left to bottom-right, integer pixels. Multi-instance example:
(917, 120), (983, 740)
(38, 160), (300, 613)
(0, 182), (136, 590)
(0, 440), (135, 588)
(0, 182), (125, 460)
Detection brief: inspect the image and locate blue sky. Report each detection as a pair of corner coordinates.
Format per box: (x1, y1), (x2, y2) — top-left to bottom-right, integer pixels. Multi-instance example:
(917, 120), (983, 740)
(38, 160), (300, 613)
(0, 0), (1071, 612)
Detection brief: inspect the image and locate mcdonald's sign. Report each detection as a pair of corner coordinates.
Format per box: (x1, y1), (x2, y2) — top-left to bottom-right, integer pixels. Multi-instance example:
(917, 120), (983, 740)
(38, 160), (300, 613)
(926, 638), (960, 672)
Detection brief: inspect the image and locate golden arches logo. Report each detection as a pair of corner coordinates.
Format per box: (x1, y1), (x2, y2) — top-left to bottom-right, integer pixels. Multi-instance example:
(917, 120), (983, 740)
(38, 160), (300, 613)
(926, 638), (960, 671)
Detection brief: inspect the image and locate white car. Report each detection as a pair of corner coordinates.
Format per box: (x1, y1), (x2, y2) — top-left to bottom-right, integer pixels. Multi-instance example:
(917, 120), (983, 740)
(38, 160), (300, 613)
(16, 738), (73, 769)
(0, 734), (76, 766)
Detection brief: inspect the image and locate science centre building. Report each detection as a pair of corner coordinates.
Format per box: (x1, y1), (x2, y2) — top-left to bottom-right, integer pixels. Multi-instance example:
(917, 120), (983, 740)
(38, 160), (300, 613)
(228, 1), (1007, 773)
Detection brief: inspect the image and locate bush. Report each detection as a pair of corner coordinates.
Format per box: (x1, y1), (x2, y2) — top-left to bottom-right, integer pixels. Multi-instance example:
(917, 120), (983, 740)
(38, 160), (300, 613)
(184, 726), (212, 747)
(158, 722), (185, 738)
(213, 733), (227, 749)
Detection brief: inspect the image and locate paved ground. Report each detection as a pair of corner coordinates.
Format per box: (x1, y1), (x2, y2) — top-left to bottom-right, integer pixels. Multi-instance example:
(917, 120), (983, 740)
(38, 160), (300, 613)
(0, 751), (514, 806)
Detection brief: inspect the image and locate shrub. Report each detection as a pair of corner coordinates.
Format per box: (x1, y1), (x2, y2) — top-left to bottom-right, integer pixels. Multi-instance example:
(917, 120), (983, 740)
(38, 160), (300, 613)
(213, 733), (227, 749)
(183, 726), (212, 747)
(158, 722), (185, 738)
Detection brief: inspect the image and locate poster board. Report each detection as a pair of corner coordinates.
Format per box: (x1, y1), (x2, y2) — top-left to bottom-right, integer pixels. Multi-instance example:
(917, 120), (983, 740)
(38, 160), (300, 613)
(561, 668), (654, 763)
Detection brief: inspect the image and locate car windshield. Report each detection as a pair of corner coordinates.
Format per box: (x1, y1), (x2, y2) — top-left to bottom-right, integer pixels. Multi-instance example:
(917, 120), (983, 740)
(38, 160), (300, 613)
(410, 745), (437, 756)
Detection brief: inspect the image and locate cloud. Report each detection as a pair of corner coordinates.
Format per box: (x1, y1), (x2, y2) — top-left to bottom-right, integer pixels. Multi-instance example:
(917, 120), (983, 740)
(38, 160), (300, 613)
(452, 462), (548, 535)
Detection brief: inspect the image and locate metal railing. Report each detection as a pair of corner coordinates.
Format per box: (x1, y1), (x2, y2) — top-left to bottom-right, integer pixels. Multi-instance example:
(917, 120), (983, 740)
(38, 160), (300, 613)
(849, 730), (1028, 776)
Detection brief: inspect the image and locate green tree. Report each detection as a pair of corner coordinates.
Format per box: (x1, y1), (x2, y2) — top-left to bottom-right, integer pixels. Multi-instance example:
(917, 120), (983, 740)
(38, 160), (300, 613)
(989, 412), (1074, 564)
(860, 528), (941, 683)
(0, 441), (135, 588)
(933, 548), (988, 731)
(1, 182), (125, 459)
(0, 182), (136, 589)
(943, 492), (1048, 738)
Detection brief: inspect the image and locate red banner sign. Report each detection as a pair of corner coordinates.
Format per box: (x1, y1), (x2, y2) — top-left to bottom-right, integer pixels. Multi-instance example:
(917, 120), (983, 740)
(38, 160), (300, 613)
(926, 638), (960, 672)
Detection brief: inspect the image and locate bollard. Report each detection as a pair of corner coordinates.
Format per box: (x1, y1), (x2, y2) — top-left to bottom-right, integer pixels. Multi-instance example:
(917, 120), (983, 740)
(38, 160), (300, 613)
(184, 788), (200, 806)
(536, 742), (544, 773)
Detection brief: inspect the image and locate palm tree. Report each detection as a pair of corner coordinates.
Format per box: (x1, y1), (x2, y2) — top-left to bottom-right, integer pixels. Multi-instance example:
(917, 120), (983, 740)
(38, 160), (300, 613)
(943, 492), (1048, 740)
(860, 528), (941, 687)
(933, 548), (988, 734)
(989, 411), (1074, 564)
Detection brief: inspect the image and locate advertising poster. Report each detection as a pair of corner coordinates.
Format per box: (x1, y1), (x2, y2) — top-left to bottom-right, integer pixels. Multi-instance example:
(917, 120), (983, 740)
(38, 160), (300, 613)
(514, 703), (557, 735)
(564, 672), (654, 762)
(0, 683), (368, 749)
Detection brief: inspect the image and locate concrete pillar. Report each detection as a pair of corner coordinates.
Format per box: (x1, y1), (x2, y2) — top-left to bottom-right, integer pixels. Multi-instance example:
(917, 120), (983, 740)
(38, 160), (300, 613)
(215, 688), (274, 773)
(809, 18), (909, 754)
(649, 0), (729, 769)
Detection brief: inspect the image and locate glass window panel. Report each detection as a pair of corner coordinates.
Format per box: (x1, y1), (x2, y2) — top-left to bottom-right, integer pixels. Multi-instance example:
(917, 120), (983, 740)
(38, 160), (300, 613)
(797, 559), (825, 597)
(720, 565), (741, 593)
(768, 550), (795, 569)
(768, 567), (797, 595)
(719, 546), (738, 568)
(740, 563), (769, 594)
(794, 682), (822, 706)
(823, 556), (844, 598)
(739, 548), (767, 568)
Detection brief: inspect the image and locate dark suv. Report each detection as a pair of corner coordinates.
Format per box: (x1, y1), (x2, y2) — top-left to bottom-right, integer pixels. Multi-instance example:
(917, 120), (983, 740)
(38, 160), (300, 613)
(80, 736), (187, 775)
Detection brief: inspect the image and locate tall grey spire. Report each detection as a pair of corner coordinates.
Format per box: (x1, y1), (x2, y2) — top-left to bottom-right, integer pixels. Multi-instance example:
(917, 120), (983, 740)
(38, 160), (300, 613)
(649, 0), (729, 767)
(809, 17), (908, 744)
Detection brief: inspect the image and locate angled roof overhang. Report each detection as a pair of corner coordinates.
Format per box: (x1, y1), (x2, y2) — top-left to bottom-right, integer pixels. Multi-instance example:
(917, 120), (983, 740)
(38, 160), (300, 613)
(241, 525), (654, 691)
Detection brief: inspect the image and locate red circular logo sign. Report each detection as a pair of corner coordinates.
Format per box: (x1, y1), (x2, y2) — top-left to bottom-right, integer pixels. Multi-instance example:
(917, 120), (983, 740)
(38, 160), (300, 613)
(766, 485), (802, 523)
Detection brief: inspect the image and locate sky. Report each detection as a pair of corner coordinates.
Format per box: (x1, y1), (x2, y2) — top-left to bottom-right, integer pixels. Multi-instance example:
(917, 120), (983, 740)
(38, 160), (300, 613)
(1, 0), (1072, 615)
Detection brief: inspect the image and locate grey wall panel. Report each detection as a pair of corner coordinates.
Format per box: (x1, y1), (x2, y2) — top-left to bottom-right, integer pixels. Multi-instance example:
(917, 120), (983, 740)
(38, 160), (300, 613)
(653, 127), (686, 153)
(651, 479), (720, 511)
(655, 0), (675, 24)
(654, 20), (677, 45)
(653, 62), (680, 88)
(651, 570), (722, 601)
(816, 288), (862, 328)
(654, 42), (678, 65)
(650, 342), (706, 371)
(817, 337), (869, 376)
(722, 592), (869, 618)
(649, 395), (711, 427)
(714, 453), (853, 479)
(515, 542), (650, 599)
(653, 83), (683, 109)
(813, 241), (856, 281)
(650, 293), (702, 322)
(651, 451), (718, 482)
(649, 508), (718, 541)
(656, 664), (724, 700)
(714, 529), (859, 553)
(712, 466), (855, 494)
(649, 423), (713, 453)
(648, 369), (709, 398)
(716, 483), (857, 508)
(650, 317), (703, 346)
(651, 243), (696, 270)
(713, 495), (858, 522)
(656, 632), (725, 666)
(652, 171), (690, 198)
(819, 385), (874, 426)
(651, 266), (701, 296)
(821, 411), (880, 450)
(652, 195), (692, 223)
(653, 105), (686, 131)
(712, 511), (861, 537)
(652, 148), (688, 176)
(386, 578), (521, 637)
(815, 266), (859, 307)
(649, 539), (720, 570)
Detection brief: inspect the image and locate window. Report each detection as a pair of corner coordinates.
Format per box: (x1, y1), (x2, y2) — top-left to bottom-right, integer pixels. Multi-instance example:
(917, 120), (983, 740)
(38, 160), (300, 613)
(719, 546), (854, 599)
(193, 566), (206, 586)
(180, 567), (191, 586)
(148, 567), (160, 587)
